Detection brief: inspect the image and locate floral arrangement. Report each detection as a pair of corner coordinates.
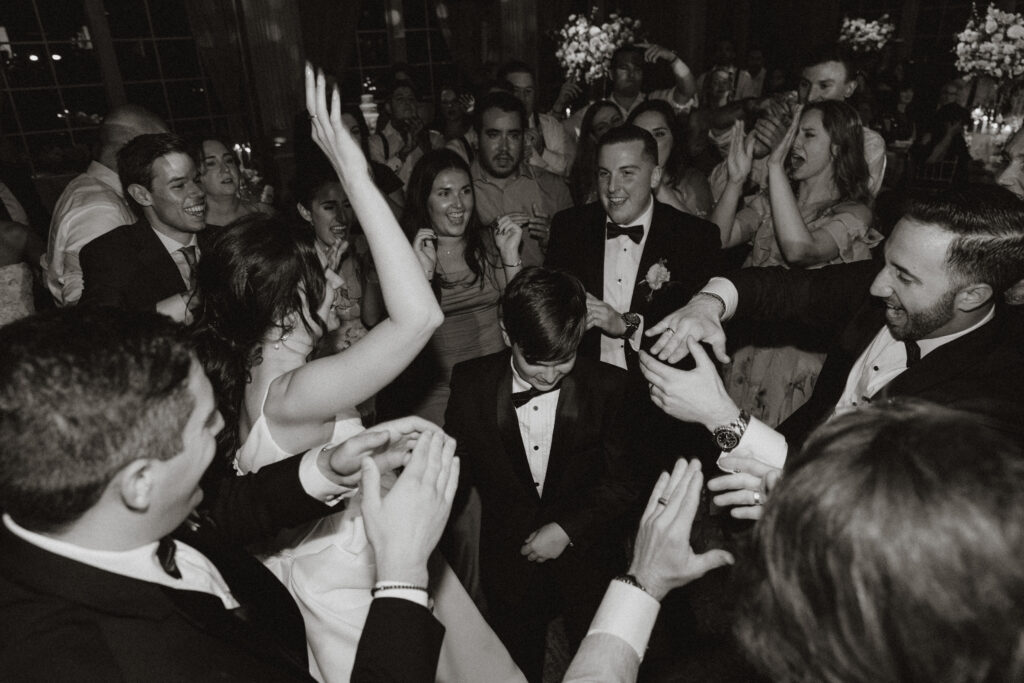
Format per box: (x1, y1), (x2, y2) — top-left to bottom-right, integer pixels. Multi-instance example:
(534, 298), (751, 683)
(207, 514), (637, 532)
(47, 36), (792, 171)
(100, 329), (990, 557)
(642, 259), (672, 302)
(838, 14), (896, 53)
(955, 4), (1024, 80)
(554, 8), (641, 84)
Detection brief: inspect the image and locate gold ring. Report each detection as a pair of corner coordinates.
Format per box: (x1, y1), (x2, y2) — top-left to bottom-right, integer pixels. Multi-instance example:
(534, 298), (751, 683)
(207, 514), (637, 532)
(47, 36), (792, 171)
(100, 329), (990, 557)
(656, 497), (668, 506)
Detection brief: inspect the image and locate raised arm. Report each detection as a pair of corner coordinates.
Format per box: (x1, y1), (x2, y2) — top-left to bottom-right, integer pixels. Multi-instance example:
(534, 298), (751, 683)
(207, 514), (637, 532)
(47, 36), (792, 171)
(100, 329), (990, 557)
(710, 121), (757, 248)
(266, 66), (443, 436)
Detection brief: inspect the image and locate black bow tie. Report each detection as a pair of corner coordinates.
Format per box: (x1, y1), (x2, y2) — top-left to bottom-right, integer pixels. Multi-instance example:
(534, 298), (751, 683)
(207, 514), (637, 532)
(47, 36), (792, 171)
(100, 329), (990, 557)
(512, 386), (557, 409)
(606, 222), (644, 244)
(157, 536), (182, 579)
(905, 340), (921, 368)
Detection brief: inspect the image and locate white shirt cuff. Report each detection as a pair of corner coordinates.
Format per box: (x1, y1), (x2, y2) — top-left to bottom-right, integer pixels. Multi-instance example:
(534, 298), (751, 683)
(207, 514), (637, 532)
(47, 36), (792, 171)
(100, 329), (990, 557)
(717, 416), (789, 471)
(628, 313), (645, 352)
(298, 446), (358, 506)
(373, 582), (430, 608)
(585, 580), (661, 659)
(700, 277), (739, 320)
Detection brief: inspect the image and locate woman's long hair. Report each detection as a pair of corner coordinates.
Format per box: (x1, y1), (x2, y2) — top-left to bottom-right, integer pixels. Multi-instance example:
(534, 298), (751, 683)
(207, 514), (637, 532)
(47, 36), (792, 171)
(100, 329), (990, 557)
(190, 214), (327, 458)
(626, 99), (691, 188)
(400, 148), (492, 288)
(569, 100), (619, 206)
(803, 100), (871, 205)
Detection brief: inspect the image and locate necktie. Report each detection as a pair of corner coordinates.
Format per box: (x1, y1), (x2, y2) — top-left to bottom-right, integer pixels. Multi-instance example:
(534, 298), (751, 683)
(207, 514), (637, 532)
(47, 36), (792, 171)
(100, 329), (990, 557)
(511, 386), (556, 409)
(606, 222), (644, 244)
(905, 340), (921, 368)
(157, 536), (182, 579)
(176, 245), (198, 290)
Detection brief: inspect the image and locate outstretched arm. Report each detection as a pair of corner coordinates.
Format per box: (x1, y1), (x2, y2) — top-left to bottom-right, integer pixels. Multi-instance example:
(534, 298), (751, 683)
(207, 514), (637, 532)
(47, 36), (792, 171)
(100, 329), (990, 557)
(266, 66), (443, 444)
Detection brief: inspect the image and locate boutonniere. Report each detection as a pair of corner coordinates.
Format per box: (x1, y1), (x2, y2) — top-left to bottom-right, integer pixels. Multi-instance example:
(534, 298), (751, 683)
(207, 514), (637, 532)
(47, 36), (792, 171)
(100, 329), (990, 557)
(641, 259), (673, 302)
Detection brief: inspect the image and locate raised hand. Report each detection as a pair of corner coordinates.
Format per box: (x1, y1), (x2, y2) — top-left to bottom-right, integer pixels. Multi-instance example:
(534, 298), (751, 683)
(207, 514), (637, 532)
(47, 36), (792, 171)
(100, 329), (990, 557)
(412, 228), (438, 277)
(305, 64), (371, 188)
(317, 415), (440, 487)
(725, 120), (755, 184)
(526, 203), (551, 250)
(360, 429), (460, 586)
(638, 42), (677, 64)
(767, 104), (802, 170)
(640, 337), (739, 430)
(628, 459), (734, 601)
(493, 214), (524, 263)
(646, 294), (729, 364)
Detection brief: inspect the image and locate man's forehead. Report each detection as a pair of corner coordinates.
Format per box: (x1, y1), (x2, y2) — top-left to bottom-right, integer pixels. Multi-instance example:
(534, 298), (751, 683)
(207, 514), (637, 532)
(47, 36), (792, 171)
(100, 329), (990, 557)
(888, 218), (955, 266)
(612, 51), (642, 67)
(599, 140), (649, 166)
(483, 108), (522, 129)
(803, 61), (848, 82)
(153, 152), (195, 179)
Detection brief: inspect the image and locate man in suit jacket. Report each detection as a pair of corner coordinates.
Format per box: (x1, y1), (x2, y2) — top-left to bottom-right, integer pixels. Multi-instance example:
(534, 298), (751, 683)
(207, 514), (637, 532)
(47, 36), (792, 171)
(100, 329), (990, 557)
(0, 307), (449, 682)
(80, 132), (207, 322)
(642, 187), (1024, 483)
(445, 268), (639, 682)
(546, 124), (723, 477)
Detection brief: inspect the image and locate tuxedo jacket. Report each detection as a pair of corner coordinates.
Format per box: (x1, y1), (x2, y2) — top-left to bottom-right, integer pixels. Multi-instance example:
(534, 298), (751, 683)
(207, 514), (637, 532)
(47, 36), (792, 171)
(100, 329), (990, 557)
(730, 261), (1024, 450)
(0, 456), (445, 682)
(445, 351), (639, 606)
(545, 200), (723, 372)
(80, 218), (189, 310)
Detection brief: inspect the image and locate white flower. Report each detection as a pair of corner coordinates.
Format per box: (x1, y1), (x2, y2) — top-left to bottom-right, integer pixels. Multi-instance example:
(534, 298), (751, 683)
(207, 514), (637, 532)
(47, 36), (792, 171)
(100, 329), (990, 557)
(645, 260), (671, 291)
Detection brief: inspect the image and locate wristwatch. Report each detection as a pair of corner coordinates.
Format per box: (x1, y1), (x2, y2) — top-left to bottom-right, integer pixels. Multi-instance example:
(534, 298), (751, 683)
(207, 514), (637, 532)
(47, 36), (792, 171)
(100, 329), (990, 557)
(614, 574), (648, 594)
(620, 312), (641, 339)
(713, 410), (750, 452)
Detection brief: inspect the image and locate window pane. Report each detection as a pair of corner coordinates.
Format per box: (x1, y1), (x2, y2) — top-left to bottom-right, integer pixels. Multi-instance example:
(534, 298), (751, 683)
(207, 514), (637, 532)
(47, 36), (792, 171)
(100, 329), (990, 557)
(406, 31), (429, 64)
(35, 0), (88, 42)
(403, 0), (428, 28)
(359, 4), (386, 30)
(2, 0), (44, 42)
(12, 88), (65, 131)
(115, 39), (160, 80)
(106, 3), (151, 38)
(157, 39), (200, 78)
(358, 32), (389, 66)
(1, 91), (19, 134)
(61, 86), (106, 125)
(165, 79), (208, 120)
(3, 45), (56, 87)
(26, 131), (89, 173)
(49, 43), (102, 85)
(124, 81), (169, 120)
(147, 0), (192, 37)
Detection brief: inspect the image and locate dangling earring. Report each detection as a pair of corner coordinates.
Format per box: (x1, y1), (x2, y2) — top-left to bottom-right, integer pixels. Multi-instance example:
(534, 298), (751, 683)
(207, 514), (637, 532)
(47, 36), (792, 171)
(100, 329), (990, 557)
(274, 330), (290, 350)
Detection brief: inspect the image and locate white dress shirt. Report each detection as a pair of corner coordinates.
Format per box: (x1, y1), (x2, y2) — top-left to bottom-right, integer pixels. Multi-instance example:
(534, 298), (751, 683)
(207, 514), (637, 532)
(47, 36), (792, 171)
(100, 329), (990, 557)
(511, 360), (560, 496)
(153, 228), (199, 288)
(44, 161), (136, 306)
(582, 580), (661, 658)
(701, 277), (998, 470)
(602, 197), (654, 369)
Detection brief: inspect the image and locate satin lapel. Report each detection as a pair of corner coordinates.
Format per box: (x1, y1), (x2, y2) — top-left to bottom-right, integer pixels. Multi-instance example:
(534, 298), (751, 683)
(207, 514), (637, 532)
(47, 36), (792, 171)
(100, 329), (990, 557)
(541, 372), (579, 501)
(629, 205), (667, 313)
(496, 366), (541, 497)
(584, 204), (607, 298)
(133, 221), (188, 297)
(881, 318), (998, 399)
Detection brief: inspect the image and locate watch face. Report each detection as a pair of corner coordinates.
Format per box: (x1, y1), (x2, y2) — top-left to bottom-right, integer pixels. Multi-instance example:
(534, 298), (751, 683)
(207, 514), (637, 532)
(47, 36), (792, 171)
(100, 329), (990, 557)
(715, 428), (740, 451)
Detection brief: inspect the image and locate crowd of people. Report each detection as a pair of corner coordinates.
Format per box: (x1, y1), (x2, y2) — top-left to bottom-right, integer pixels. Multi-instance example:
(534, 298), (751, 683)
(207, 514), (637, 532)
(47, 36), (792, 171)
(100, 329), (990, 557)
(0, 32), (1022, 683)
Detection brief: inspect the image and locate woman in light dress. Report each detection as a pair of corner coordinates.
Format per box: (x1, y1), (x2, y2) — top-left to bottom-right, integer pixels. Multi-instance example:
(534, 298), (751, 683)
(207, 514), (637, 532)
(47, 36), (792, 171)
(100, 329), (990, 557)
(711, 100), (881, 426)
(190, 66), (525, 683)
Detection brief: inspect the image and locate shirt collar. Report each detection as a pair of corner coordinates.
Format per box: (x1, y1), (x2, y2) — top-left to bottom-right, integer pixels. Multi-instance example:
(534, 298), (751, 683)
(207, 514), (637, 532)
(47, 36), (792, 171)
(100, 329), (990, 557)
(87, 160), (125, 196)
(471, 157), (533, 185)
(917, 305), (995, 358)
(152, 223), (198, 257)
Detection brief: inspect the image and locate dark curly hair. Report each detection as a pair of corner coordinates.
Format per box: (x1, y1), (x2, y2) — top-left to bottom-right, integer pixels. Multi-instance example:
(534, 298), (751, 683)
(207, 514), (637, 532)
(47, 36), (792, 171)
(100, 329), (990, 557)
(400, 148), (496, 289)
(190, 214), (327, 458)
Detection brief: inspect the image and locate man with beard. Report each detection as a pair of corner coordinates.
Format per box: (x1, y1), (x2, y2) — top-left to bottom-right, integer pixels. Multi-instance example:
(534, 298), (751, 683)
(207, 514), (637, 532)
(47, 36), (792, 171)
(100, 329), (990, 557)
(641, 187), (1024, 478)
(469, 91), (573, 268)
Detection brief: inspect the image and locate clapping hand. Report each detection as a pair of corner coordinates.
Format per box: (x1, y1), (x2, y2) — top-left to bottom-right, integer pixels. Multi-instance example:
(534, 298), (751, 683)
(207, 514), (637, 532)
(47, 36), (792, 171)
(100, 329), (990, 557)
(317, 416), (442, 487)
(707, 454), (782, 521)
(725, 120), (756, 185)
(639, 338), (738, 430)
(360, 429), (460, 586)
(767, 104), (802, 170)
(628, 459), (734, 601)
(305, 64), (370, 188)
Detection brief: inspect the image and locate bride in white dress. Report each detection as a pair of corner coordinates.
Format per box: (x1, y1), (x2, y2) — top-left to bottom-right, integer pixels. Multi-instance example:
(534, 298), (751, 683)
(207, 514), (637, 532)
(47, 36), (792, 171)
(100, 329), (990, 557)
(190, 65), (525, 683)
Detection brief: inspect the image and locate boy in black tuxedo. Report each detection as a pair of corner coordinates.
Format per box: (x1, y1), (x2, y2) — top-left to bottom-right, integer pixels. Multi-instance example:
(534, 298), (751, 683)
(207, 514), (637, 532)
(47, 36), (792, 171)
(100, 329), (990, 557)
(445, 267), (640, 682)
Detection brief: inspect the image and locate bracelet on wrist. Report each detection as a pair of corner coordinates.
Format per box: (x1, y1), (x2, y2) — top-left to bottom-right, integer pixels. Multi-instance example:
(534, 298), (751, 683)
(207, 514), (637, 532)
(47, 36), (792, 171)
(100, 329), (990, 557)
(614, 573), (648, 594)
(695, 291), (727, 319)
(371, 583), (429, 597)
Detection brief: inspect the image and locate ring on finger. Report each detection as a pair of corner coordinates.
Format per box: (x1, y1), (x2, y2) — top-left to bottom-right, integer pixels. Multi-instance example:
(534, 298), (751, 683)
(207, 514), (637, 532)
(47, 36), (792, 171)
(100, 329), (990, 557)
(665, 328), (676, 335)
(753, 491), (762, 505)
(656, 497), (669, 506)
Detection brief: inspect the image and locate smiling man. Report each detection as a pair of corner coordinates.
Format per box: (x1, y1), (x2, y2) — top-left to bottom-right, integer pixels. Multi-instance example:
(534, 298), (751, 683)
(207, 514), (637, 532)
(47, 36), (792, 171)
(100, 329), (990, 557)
(642, 187), (1024, 472)
(80, 133), (208, 321)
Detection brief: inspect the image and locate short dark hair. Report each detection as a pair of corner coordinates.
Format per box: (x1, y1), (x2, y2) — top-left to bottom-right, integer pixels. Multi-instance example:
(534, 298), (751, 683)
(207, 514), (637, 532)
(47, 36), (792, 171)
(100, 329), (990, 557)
(597, 124), (659, 167)
(904, 187), (1024, 294)
(497, 59), (535, 84)
(501, 267), (587, 364)
(736, 400), (1024, 683)
(292, 148), (339, 210)
(801, 44), (854, 82)
(611, 44), (644, 68)
(118, 132), (191, 216)
(0, 308), (195, 531)
(473, 90), (526, 135)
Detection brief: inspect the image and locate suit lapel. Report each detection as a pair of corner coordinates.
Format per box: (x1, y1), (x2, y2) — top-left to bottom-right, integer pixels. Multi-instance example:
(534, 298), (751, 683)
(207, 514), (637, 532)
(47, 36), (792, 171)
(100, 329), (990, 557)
(495, 365), (541, 498)
(881, 318), (998, 399)
(133, 220), (188, 298)
(629, 204), (668, 313)
(584, 204), (607, 299)
(541, 372), (579, 501)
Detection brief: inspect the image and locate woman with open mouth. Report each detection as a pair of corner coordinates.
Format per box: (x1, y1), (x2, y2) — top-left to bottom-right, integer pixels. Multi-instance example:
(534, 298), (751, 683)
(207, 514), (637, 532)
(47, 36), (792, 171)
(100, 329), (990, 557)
(192, 137), (269, 229)
(709, 100), (882, 428)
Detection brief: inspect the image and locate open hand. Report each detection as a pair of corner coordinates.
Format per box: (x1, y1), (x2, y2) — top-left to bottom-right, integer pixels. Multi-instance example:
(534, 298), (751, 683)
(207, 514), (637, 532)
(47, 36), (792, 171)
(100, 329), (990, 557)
(640, 338), (738, 430)
(707, 454), (782, 520)
(305, 63), (370, 188)
(767, 104), (802, 170)
(646, 295), (729, 364)
(629, 459), (734, 601)
(318, 416), (442, 487)
(725, 120), (755, 184)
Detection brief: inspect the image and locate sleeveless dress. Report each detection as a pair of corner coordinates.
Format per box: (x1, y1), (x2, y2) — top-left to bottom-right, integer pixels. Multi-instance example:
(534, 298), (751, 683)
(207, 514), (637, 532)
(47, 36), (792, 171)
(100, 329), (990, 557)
(235, 384), (525, 683)
(722, 195), (881, 427)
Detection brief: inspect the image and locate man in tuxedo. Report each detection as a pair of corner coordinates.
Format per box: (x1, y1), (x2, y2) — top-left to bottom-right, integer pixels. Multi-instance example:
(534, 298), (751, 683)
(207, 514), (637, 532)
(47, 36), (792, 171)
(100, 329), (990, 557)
(44, 104), (168, 306)
(445, 267), (639, 681)
(642, 187), (1024, 484)
(80, 133), (206, 322)
(546, 124), (722, 475)
(0, 307), (452, 681)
